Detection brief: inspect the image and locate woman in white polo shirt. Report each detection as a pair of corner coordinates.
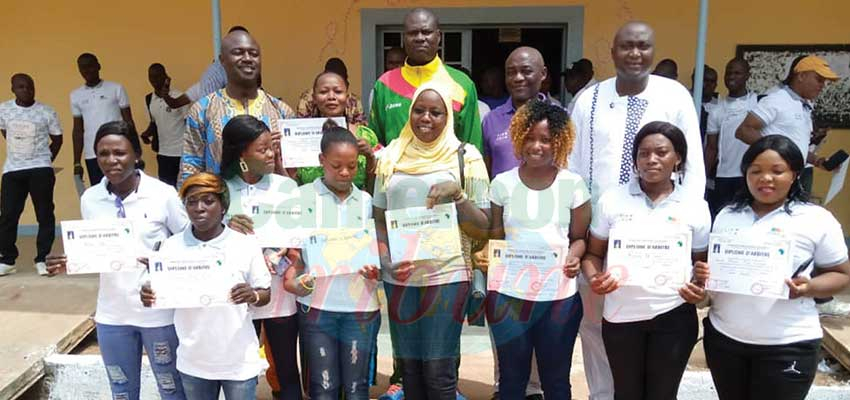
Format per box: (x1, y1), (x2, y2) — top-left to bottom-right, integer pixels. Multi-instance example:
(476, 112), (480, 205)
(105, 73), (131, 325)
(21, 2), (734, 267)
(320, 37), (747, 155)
(705, 135), (850, 400)
(142, 172), (272, 400)
(285, 123), (380, 400)
(46, 120), (189, 400)
(581, 121), (712, 400)
(487, 98), (589, 399)
(218, 115), (302, 399)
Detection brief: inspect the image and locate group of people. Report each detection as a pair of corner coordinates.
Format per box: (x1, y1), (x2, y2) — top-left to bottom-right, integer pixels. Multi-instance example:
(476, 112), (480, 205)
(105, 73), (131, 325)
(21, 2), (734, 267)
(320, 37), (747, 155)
(0, 6), (848, 400)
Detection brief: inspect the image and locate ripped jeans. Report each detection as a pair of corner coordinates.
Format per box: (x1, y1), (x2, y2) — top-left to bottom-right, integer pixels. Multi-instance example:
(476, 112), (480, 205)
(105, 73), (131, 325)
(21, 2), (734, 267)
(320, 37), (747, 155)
(298, 307), (380, 400)
(96, 323), (185, 400)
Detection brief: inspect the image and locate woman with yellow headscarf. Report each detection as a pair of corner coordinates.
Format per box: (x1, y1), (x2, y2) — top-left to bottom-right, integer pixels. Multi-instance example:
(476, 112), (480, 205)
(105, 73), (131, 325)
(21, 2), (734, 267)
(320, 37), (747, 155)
(373, 83), (490, 399)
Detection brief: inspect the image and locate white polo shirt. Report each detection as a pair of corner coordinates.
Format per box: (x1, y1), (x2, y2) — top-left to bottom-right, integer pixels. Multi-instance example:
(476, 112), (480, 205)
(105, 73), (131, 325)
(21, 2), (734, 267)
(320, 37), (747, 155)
(750, 86), (813, 164)
(80, 171), (189, 328)
(70, 80), (130, 159)
(590, 179), (711, 323)
(709, 202), (849, 345)
(0, 100), (62, 173)
(225, 173), (300, 319)
(162, 226), (271, 381)
(148, 89), (190, 157)
(707, 92), (759, 178)
(569, 75), (706, 205)
(489, 167), (589, 301)
(298, 179), (379, 312)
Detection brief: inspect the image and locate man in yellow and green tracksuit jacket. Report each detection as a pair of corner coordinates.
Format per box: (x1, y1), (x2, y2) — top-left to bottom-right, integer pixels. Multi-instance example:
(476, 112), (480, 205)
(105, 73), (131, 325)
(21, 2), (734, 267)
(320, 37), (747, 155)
(369, 55), (482, 151)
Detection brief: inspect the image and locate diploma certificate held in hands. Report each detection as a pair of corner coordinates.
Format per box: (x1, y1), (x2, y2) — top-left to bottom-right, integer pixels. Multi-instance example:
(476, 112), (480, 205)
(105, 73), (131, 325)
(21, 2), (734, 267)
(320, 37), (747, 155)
(487, 240), (569, 301)
(606, 227), (692, 288)
(279, 117), (346, 168)
(385, 203), (462, 263)
(303, 220), (380, 278)
(706, 233), (792, 299)
(244, 195), (312, 248)
(149, 252), (240, 309)
(61, 219), (139, 274)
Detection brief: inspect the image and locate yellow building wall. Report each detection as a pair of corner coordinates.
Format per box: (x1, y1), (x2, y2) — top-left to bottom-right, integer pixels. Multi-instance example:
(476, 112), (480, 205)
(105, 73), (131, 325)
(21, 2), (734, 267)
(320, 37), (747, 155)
(0, 0), (848, 227)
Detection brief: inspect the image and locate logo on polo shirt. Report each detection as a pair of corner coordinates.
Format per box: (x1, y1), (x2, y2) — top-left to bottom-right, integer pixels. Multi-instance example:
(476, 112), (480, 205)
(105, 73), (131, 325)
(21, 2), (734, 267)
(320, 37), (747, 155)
(386, 103), (403, 111)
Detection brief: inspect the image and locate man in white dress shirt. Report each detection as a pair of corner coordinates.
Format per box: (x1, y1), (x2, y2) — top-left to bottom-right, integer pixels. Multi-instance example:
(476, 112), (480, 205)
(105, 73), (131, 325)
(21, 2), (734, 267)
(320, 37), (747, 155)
(568, 21), (704, 400)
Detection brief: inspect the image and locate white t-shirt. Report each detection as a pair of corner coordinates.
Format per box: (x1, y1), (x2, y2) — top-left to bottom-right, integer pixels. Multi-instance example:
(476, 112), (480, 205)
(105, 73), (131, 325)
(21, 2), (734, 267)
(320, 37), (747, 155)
(489, 167), (589, 301)
(477, 100), (491, 123)
(707, 92), (759, 178)
(590, 179), (711, 323)
(225, 173), (299, 319)
(80, 171), (189, 327)
(373, 165), (489, 287)
(148, 90), (190, 157)
(709, 203), (849, 345)
(750, 86), (813, 165)
(298, 179), (379, 312)
(70, 81), (130, 159)
(569, 75), (706, 205)
(567, 78), (598, 115)
(0, 100), (62, 173)
(163, 226), (271, 381)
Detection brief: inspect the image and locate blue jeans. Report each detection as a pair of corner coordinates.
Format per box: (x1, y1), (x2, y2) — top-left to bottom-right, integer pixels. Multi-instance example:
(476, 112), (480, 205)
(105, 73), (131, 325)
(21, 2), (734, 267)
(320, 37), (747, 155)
(298, 307), (380, 400)
(180, 373), (257, 400)
(96, 323), (185, 400)
(385, 281), (469, 400)
(486, 292), (583, 400)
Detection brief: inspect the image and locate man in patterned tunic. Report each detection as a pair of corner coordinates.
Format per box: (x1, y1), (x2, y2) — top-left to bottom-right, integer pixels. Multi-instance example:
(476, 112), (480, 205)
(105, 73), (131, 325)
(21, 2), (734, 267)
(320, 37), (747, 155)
(179, 30), (293, 187)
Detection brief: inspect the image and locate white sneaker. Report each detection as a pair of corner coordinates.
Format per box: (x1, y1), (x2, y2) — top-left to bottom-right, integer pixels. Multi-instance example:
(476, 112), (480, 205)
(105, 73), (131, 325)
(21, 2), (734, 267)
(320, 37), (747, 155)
(0, 263), (16, 276)
(35, 262), (49, 276)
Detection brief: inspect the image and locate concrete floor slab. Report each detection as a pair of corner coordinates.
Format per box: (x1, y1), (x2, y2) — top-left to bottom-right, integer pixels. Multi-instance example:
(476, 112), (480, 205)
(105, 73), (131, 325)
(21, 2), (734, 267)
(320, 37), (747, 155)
(0, 237), (97, 400)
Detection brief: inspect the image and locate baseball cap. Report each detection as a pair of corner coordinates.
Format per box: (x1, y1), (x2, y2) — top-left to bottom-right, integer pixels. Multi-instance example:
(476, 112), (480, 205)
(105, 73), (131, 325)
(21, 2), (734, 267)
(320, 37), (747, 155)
(794, 55), (839, 81)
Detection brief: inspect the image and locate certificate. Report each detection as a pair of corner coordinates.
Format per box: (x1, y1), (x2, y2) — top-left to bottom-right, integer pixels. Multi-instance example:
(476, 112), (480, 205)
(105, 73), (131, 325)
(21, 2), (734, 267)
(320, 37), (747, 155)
(385, 203), (462, 263)
(487, 240), (569, 301)
(279, 117), (346, 168)
(245, 195), (314, 248)
(61, 219), (139, 274)
(706, 233), (792, 299)
(149, 252), (240, 309)
(303, 220), (380, 278)
(7, 120), (37, 159)
(606, 226), (692, 288)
